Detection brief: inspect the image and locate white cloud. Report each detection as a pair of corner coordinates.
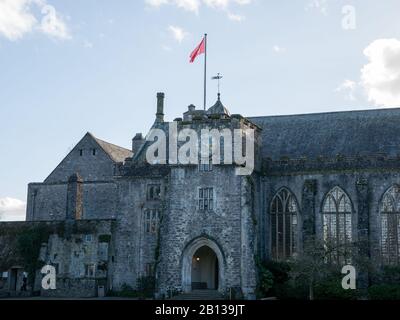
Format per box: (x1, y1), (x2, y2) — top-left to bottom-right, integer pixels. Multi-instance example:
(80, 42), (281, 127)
(235, 0), (251, 4)
(306, 0), (328, 16)
(202, 0), (251, 7)
(145, 0), (251, 17)
(0, 0), (37, 40)
(39, 4), (70, 40)
(273, 45), (286, 54)
(0, 197), (26, 222)
(335, 79), (357, 101)
(146, 0), (169, 8)
(146, 0), (200, 13)
(0, 0), (70, 41)
(361, 39), (400, 107)
(174, 0), (200, 13)
(168, 25), (189, 43)
(203, 0), (229, 10)
(203, 0), (250, 21)
(227, 12), (245, 22)
(83, 40), (93, 48)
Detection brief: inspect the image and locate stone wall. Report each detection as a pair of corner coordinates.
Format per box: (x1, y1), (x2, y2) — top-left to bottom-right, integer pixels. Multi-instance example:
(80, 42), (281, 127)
(27, 182), (118, 221)
(112, 175), (166, 290)
(126, 115), (261, 299)
(156, 166), (257, 298)
(26, 132), (120, 222)
(26, 183), (68, 221)
(261, 168), (400, 273)
(44, 133), (116, 183)
(13, 100), (400, 299)
(0, 220), (115, 298)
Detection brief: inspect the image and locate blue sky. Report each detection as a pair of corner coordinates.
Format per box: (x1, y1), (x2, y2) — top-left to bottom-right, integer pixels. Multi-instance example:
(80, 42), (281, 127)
(1, 0), (400, 220)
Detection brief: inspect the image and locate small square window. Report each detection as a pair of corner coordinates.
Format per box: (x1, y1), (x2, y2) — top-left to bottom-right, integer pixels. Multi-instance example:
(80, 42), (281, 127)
(144, 209), (161, 234)
(199, 188), (214, 212)
(85, 264), (96, 277)
(145, 263), (154, 277)
(147, 184), (161, 201)
(98, 243), (109, 261)
(84, 234), (93, 242)
(199, 162), (213, 172)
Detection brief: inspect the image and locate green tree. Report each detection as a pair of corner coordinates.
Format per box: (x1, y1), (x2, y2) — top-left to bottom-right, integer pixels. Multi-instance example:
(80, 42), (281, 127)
(289, 236), (357, 300)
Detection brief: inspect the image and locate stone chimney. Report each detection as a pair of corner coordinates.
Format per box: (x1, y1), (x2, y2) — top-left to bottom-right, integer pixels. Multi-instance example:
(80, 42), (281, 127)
(132, 133), (144, 154)
(156, 92), (165, 123)
(66, 173), (83, 220)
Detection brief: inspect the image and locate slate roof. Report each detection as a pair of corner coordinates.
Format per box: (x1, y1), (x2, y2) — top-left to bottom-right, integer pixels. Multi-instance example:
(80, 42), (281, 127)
(248, 108), (400, 161)
(207, 94), (231, 116)
(89, 133), (133, 163)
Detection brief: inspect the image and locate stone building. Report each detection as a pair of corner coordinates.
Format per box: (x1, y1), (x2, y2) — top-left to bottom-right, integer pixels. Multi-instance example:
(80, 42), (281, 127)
(1, 92), (400, 298)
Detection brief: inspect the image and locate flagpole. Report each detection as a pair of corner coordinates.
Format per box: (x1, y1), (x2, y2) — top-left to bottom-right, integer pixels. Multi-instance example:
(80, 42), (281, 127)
(204, 33), (207, 111)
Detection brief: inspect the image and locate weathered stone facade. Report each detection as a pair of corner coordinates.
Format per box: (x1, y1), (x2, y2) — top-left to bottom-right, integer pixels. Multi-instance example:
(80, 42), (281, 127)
(1, 93), (400, 299)
(0, 220), (114, 298)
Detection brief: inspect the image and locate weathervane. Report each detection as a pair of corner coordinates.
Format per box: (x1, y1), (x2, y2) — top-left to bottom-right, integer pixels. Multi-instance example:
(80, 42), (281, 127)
(212, 73), (223, 99)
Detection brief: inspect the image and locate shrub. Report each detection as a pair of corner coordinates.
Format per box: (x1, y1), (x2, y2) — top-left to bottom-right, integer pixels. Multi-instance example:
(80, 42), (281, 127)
(17, 225), (51, 285)
(263, 260), (359, 300)
(368, 265), (400, 300)
(255, 258), (274, 298)
(274, 279), (309, 300)
(108, 278), (155, 299)
(136, 276), (155, 298)
(255, 266), (274, 298)
(368, 284), (400, 300)
(264, 260), (291, 284)
(381, 266), (400, 285)
(118, 284), (140, 298)
(314, 277), (357, 300)
(264, 260), (292, 298)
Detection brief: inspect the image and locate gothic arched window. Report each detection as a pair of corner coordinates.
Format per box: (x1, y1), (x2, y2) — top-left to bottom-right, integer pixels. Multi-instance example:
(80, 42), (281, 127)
(270, 189), (298, 260)
(322, 187), (353, 264)
(380, 186), (400, 265)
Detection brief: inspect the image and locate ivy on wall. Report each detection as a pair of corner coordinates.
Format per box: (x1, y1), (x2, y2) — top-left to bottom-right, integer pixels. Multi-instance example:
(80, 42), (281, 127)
(0, 223), (56, 284)
(0, 221), (113, 286)
(16, 225), (52, 284)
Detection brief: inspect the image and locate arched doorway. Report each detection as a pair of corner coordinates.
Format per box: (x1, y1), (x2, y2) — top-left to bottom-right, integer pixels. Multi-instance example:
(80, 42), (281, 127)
(191, 246), (219, 290)
(181, 237), (225, 293)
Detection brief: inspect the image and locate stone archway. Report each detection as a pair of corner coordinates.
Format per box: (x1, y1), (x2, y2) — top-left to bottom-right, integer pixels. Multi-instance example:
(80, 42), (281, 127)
(181, 237), (225, 293)
(191, 246), (218, 290)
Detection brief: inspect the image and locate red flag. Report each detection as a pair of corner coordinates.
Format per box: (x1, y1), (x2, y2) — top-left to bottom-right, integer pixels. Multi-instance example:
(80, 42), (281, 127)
(189, 37), (205, 63)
